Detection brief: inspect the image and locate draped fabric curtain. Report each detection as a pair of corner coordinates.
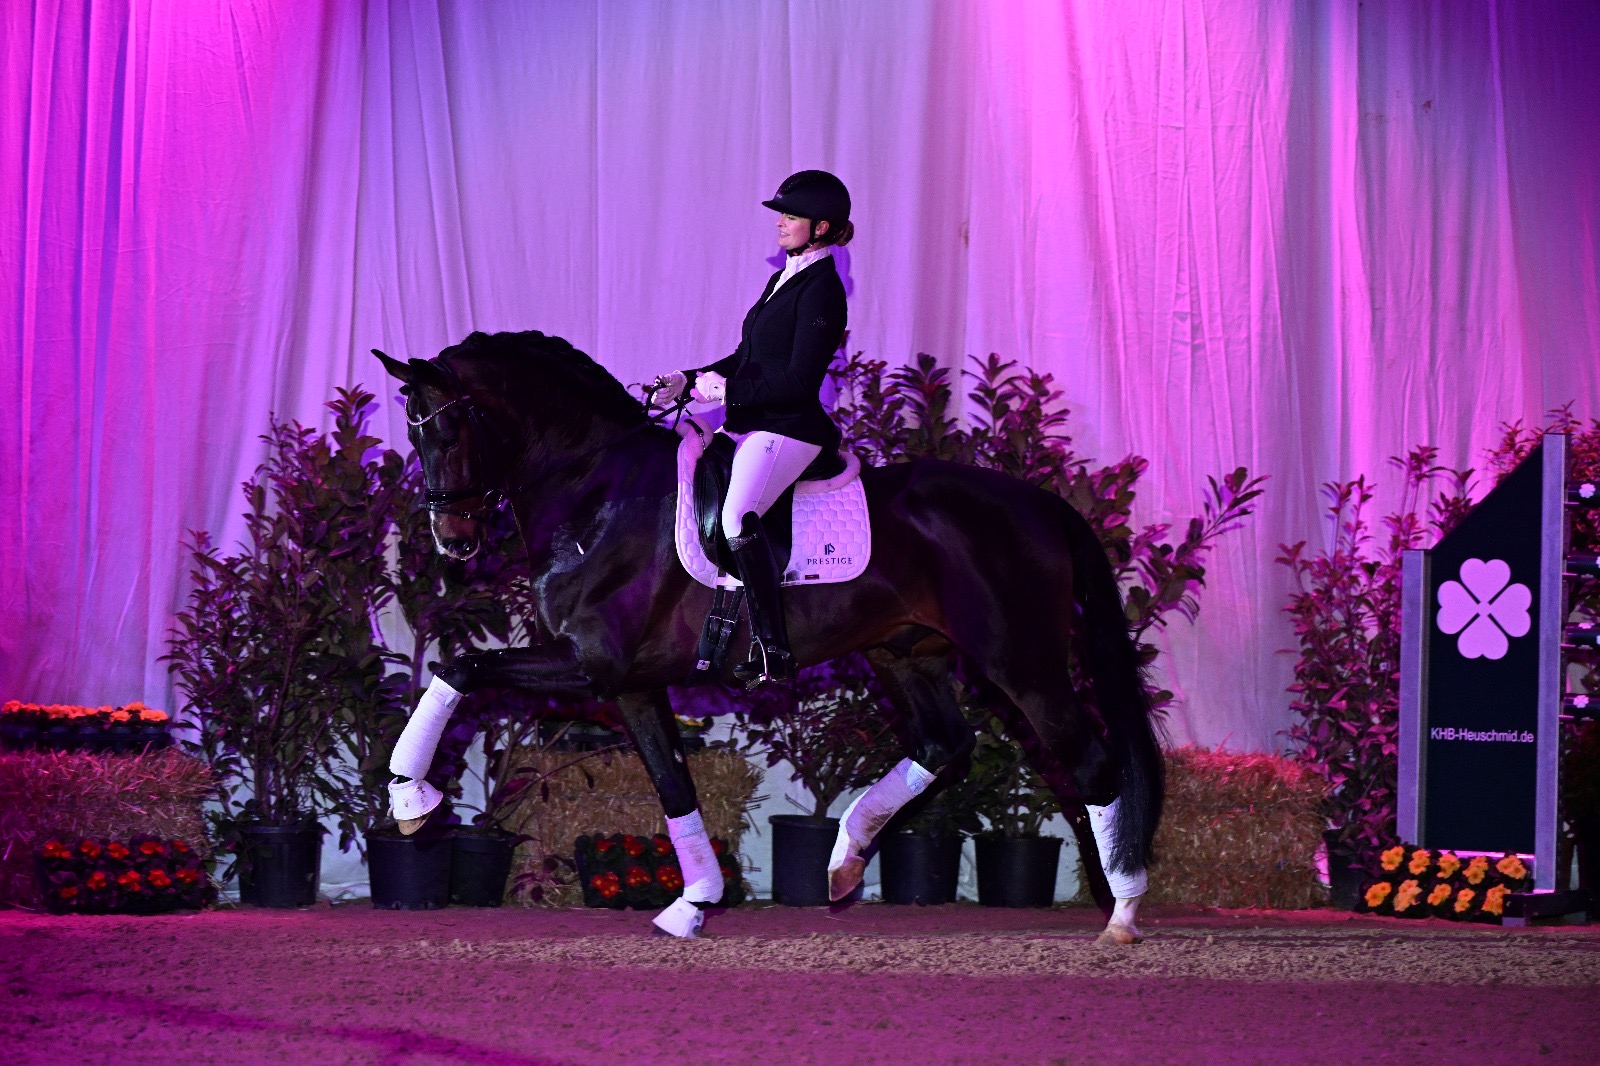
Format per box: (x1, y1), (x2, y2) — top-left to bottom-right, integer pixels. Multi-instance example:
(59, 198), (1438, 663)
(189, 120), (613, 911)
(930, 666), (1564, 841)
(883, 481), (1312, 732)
(4, 0), (1597, 751)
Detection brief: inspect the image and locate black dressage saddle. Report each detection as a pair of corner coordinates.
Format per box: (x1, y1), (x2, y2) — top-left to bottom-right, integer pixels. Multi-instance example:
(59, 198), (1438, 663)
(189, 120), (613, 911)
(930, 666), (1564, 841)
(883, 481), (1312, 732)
(691, 434), (846, 576)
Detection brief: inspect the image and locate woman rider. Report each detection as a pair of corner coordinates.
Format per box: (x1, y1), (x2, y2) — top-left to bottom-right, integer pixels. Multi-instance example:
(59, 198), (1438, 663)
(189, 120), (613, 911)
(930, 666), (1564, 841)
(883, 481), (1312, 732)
(657, 170), (853, 687)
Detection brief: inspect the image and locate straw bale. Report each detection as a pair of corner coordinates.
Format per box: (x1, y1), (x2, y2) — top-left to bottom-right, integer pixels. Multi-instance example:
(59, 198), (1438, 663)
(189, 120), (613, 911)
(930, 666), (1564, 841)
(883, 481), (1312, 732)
(0, 749), (216, 909)
(500, 747), (762, 907)
(1142, 746), (1330, 909)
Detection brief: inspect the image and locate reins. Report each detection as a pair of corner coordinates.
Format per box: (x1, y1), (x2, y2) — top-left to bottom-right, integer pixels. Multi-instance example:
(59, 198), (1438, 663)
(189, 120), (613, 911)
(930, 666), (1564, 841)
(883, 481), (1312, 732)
(411, 362), (689, 520)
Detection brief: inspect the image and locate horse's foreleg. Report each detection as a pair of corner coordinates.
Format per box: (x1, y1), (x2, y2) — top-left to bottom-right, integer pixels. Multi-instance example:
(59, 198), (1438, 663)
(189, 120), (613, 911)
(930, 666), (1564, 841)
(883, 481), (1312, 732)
(387, 676), (465, 834)
(615, 691), (721, 938)
(825, 650), (975, 902)
(388, 643), (597, 836)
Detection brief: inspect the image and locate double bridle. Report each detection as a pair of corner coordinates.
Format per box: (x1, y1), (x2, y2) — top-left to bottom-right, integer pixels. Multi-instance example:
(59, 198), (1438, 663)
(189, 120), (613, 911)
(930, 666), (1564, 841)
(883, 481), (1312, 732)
(408, 359), (689, 521)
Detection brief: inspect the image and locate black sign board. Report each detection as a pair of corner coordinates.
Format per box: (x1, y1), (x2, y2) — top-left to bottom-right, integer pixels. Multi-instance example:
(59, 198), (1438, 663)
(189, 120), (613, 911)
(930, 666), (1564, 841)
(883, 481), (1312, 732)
(1400, 437), (1565, 885)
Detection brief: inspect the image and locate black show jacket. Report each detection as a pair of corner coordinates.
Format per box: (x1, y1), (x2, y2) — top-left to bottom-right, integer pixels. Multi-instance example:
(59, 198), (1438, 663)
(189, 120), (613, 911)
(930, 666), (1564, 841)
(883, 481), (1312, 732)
(698, 254), (846, 449)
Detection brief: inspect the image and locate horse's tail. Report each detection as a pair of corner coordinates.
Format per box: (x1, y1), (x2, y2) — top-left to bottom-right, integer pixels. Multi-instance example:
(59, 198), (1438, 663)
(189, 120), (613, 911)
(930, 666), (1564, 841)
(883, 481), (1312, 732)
(1065, 508), (1165, 875)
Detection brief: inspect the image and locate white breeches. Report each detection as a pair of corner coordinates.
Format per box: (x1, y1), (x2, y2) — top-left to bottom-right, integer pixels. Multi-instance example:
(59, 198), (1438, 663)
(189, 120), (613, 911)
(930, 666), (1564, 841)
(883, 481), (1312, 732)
(720, 430), (822, 540)
(1087, 798), (1149, 899)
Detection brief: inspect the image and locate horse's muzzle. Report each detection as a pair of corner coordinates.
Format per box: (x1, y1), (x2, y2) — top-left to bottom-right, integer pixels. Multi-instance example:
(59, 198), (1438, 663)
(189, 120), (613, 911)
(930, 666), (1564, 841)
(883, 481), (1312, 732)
(437, 535), (481, 561)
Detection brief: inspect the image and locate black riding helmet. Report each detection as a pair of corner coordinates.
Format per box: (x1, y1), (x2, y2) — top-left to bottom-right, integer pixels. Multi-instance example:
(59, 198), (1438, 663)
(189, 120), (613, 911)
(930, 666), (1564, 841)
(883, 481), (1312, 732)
(762, 170), (850, 240)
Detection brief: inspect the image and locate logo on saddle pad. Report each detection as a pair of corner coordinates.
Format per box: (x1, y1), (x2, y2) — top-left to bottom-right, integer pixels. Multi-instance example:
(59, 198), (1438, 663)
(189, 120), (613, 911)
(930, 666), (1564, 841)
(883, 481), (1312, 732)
(672, 417), (871, 589)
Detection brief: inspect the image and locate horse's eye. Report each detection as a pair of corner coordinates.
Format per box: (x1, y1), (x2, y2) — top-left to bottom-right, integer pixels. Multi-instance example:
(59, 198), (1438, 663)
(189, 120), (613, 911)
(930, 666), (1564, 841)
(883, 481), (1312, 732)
(440, 436), (460, 451)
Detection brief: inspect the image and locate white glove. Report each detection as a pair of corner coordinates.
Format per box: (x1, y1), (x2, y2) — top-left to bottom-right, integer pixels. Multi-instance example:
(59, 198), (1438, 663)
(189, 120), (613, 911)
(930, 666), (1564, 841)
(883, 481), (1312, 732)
(693, 371), (726, 404)
(649, 371), (688, 407)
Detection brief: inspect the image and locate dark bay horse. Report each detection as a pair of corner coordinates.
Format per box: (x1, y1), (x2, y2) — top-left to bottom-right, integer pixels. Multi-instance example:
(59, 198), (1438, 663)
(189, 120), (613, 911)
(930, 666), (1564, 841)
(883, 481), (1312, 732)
(374, 329), (1164, 942)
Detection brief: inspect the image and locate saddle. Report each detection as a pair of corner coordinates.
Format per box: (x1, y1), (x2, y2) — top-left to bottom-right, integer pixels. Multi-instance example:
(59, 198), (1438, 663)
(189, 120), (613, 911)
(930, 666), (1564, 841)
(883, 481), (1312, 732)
(672, 415), (871, 676)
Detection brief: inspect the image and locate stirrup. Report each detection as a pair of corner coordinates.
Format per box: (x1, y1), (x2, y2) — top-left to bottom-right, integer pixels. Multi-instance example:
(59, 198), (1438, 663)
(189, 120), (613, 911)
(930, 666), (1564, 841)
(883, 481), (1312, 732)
(388, 778), (443, 836)
(732, 640), (795, 689)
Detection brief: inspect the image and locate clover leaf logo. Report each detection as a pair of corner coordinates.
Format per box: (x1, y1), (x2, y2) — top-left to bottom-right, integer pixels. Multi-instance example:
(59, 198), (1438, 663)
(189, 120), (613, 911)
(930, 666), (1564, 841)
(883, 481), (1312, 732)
(1436, 558), (1531, 660)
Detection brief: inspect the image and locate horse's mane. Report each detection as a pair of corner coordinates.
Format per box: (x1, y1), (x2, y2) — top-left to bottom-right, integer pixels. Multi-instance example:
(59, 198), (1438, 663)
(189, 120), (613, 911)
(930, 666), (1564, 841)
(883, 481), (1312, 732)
(446, 330), (648, 426)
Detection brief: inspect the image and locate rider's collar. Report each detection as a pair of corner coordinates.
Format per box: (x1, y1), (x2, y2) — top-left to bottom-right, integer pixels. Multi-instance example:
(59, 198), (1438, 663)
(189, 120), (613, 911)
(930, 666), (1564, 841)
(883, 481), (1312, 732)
(776, 245), (832, 289)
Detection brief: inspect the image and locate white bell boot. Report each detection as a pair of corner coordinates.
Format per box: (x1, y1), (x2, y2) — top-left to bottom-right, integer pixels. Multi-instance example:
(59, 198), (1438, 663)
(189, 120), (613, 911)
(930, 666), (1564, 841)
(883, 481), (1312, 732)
(651, 896), (706, 938)
(388, 778), (444, 837)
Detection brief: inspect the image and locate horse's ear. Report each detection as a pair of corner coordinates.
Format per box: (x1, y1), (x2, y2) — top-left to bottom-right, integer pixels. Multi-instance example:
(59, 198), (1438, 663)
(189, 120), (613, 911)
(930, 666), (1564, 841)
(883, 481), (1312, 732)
(407, 358), (453, 392)
(372, 349), (412, 384)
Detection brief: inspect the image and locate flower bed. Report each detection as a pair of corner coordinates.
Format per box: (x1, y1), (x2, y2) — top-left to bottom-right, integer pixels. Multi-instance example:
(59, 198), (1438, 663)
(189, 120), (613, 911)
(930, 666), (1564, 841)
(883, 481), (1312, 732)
(36, 835), (214, 914)
(574, 832), (746, 909)
(1, 701), (172, 754)
(498, 747), (760, 906)
(0, 748), (215, 908)
(1140, 746), (1330, 909)
(1357, 846), (1532, 921)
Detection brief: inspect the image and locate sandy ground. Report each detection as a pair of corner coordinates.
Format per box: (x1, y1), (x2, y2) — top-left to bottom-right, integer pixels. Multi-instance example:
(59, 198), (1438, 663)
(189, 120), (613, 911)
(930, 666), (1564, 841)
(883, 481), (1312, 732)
(3, 901), (1599, 1065)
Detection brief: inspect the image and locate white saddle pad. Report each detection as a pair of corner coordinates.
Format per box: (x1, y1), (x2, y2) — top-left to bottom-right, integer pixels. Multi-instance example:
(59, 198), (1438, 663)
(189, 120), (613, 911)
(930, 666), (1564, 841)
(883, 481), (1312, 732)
(673, 415), (871, 589)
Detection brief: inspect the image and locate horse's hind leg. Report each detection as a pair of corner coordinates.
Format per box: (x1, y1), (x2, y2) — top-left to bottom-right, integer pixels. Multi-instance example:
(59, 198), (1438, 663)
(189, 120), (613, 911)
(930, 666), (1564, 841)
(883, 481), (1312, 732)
(614, 690), (723, 938)
(827, 646), (975, 902)
(980, 674), (1148, 944)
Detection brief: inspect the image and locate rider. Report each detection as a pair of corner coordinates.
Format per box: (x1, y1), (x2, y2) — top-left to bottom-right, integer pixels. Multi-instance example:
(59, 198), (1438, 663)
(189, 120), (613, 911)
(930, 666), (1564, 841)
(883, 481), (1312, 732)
(658, 169), (852, 687)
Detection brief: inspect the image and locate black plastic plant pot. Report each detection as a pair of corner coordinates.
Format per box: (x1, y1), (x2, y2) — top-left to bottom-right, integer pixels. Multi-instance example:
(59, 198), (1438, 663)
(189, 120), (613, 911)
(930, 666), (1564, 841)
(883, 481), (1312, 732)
(366, 831), (453, 910)
(1323, 829), (1364, 910)
(237, 824), (321, 908)
(769, 814), (840, 907)
(880, 831), (962, 905)
(449, 829), (516, 907)
(975, 834), (1062, 908)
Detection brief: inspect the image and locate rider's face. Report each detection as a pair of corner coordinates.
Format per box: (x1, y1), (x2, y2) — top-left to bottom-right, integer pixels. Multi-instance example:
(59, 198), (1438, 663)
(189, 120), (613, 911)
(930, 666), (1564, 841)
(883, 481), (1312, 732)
(776, 212), (827, 253)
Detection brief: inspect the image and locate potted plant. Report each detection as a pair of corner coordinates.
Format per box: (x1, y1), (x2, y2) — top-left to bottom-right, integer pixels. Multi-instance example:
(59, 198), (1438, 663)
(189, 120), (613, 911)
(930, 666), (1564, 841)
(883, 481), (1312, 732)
(737, 655), (901, 906)
(956, 714), (1070, 907)
(166, 388), (402, 907)
(343, 457), (543, 909)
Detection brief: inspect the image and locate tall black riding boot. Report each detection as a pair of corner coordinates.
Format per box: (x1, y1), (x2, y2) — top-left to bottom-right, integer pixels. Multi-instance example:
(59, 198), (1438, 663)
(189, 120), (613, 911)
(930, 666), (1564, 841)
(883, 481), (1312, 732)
(728, 511), (797, 688)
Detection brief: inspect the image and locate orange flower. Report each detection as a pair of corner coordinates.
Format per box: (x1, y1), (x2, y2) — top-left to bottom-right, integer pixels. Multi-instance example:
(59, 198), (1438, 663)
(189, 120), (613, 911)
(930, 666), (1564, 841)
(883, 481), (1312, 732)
(86, 871), (109, 891)
(1365, 882), (1393, 908)
(175, 868), (201, 885)
(1454, 888), (1476, 913)
(1427, 882), (1453, 907)
(1407, 850), (1432, 876)
(1463, 856), (1489, 885)
(57, 886), (79, 900)
(41, 840), (72, 861)
(1379, 846), (1405, 872)
(1482, 885), (1511, 917)
(78, 839), (102, 858)
(1393, 880), (1423, 913)
(116, 869), (143, 891)
(1495, 855), (1528, 880)
(147, 869), (173, 890)
(1436, 853), (1461, 879)
(138, 840), (166, 857)
(105, 842), (131, 860)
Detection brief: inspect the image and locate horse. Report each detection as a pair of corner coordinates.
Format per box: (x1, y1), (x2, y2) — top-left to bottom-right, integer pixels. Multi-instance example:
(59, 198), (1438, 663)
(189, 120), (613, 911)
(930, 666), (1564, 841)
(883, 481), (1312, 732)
(373, 329), (1164, 943)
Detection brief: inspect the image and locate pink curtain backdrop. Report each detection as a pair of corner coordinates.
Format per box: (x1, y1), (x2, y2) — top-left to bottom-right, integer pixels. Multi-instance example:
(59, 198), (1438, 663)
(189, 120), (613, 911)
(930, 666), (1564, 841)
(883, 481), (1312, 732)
(4, 1), (1598, 751)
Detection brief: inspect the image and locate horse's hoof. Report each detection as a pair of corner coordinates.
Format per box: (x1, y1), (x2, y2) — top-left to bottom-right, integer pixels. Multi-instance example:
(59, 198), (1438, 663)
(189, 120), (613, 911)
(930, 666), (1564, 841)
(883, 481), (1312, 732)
(652, 897), (705, 938)
(828, 857), (867, 902)
(389, 778), (442, 835)
(1095, 922), (1142, 946)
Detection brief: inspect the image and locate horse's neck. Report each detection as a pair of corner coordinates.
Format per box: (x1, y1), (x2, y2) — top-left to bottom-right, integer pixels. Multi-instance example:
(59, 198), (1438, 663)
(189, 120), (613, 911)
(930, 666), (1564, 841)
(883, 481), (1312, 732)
(511, 432), (675, 558)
